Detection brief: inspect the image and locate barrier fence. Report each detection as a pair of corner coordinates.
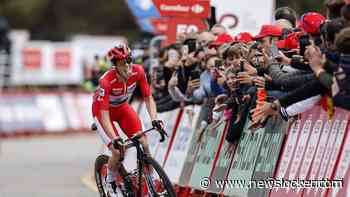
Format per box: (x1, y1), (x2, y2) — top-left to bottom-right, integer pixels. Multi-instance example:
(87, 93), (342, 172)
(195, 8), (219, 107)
(1, 92), (350, 197)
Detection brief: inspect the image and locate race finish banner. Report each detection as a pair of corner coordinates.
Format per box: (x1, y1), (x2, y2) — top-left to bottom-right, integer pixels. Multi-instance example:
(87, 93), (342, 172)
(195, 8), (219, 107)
(249, 117), (288, 197)
(188, 120), (227, 190)
(223, 121), (266, 197)
(163, 105), (201, 184)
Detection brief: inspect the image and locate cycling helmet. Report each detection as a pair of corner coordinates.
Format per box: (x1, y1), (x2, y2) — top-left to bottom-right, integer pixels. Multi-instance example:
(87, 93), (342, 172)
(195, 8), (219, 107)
(299, 12), (326, 35)
(106, 44), (132, 65)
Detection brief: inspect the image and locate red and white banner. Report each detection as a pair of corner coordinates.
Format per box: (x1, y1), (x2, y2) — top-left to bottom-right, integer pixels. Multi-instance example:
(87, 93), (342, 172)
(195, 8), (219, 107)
(151, 18), (170, 34)
(271, 107), (349, 197)
(328, 115), (350, 197)
(22, 48), (42, 70)
(54, 48), (71, 70)
(166, 17), (208, 44)
(272, 107), (322, 197)
(152, 0), (210, 19)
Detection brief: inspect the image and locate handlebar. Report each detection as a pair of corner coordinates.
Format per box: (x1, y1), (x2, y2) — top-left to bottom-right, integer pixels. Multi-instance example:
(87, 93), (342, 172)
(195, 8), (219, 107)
(123, 127), (168, 149)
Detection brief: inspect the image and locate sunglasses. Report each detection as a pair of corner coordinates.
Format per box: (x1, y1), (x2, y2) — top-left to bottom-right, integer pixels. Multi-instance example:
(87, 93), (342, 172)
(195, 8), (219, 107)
(111, 56), (132, 65)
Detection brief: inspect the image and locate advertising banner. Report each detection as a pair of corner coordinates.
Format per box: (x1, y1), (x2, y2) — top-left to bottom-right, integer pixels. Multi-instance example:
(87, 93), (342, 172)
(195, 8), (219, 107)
(36, 94), (68, 132)
(164, 105), (201, 184)
(328, 111), (350, 197)
(153, 108), (180, 165)
(178, 107), (208, 187)
(152, 0), (210, 18)
(61, 93), (84, 130)
(211, 0), (274, 36)
(188, 120), (227, 190)
(249, 117), (288, 197)
(150, 18), (169, 34)
(304, 108), (349, 197)
(0, 95), (44, 134)
(76, 93), (94, 129)
(206, 125), (233, 194)
(166, 17), (208, 44)
(271, 107), (321, 197)
(223, 122), (266, 197)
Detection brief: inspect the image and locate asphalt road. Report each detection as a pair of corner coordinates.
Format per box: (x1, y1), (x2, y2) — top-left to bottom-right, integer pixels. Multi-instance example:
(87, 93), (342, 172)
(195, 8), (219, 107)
(0, 133), (101, 197)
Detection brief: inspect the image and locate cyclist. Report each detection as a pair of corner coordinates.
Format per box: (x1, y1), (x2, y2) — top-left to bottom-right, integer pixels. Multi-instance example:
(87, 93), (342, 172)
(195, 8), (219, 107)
(92, 44), (164, 196)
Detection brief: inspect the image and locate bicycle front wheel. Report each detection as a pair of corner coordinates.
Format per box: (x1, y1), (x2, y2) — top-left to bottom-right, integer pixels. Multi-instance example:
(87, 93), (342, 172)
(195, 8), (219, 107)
(142, 157), (176, 197)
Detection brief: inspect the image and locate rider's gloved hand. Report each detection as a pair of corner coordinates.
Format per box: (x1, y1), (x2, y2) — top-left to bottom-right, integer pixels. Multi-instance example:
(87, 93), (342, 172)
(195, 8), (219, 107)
(108, 138), (125, 161)
(152, 120), (165, 131)
(109, 137), (124, 150)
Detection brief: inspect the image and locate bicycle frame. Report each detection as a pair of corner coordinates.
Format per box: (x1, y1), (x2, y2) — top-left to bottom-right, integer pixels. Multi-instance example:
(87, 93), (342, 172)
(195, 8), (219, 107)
(122, 127), (166, 197)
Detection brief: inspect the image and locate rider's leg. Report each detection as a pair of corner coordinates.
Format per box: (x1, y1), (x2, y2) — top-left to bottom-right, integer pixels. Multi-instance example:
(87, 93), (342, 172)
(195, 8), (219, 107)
(138, 135), (151, 156)
(93, 105), (124, 183)
(107, 148), (122, 182)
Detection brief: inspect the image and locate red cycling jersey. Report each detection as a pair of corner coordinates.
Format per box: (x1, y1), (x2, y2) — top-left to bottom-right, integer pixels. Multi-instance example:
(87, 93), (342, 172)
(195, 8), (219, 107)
(92, 64), (151, 146)
(93, 64), (151, 108)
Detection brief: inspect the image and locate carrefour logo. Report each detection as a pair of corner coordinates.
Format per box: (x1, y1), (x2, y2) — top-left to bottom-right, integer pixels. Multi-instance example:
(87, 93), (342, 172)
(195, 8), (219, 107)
(191, 4), (204, 14)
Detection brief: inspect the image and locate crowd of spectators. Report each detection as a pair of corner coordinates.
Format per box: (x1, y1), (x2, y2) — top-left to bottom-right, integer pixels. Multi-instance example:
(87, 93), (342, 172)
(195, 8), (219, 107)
(149, 3), (350, 145)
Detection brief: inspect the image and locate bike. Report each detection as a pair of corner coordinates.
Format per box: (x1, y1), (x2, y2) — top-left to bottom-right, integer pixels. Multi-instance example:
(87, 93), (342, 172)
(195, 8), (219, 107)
(94, 127), (176, 197)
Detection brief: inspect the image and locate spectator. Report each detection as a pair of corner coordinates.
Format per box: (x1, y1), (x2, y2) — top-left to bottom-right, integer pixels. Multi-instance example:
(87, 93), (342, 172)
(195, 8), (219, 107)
(210, 24), (227, 36)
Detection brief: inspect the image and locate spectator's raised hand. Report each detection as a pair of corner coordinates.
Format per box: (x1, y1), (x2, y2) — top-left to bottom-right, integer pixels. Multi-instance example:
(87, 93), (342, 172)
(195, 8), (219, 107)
(253, 76), (266, 88)
(250, 101), (279, 126)
(168, 73), (178, 88)
(237, 72), (253, 85)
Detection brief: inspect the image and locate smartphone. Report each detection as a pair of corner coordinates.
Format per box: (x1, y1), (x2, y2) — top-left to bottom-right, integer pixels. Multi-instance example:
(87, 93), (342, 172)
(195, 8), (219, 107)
(299, 34), (311, 56)
(182, 45), (189, 56)
(214, 59), (223, 68)
(187, 40), (197, 53)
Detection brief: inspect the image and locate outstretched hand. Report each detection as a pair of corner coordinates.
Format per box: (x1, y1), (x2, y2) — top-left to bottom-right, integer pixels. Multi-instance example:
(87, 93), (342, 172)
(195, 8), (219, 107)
(251, 101), (279, 125)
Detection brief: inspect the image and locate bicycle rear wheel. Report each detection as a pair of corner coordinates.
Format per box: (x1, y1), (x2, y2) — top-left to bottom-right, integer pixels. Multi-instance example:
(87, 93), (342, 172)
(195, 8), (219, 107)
(142, 157), (176, 197)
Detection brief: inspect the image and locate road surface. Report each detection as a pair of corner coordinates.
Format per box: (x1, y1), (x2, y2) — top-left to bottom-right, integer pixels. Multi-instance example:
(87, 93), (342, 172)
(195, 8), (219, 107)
(0, 133), (101, 197)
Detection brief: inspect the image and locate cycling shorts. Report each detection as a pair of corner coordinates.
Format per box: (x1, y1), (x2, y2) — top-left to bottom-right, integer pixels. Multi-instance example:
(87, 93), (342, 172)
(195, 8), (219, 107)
(92, 101), (142, 146)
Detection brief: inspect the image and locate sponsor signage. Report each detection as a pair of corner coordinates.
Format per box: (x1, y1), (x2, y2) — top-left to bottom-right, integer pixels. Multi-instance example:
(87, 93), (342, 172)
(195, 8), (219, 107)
(22, 48), (42, 69)
(152, 0), (210, 18)
(166, 17), (208, 44)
